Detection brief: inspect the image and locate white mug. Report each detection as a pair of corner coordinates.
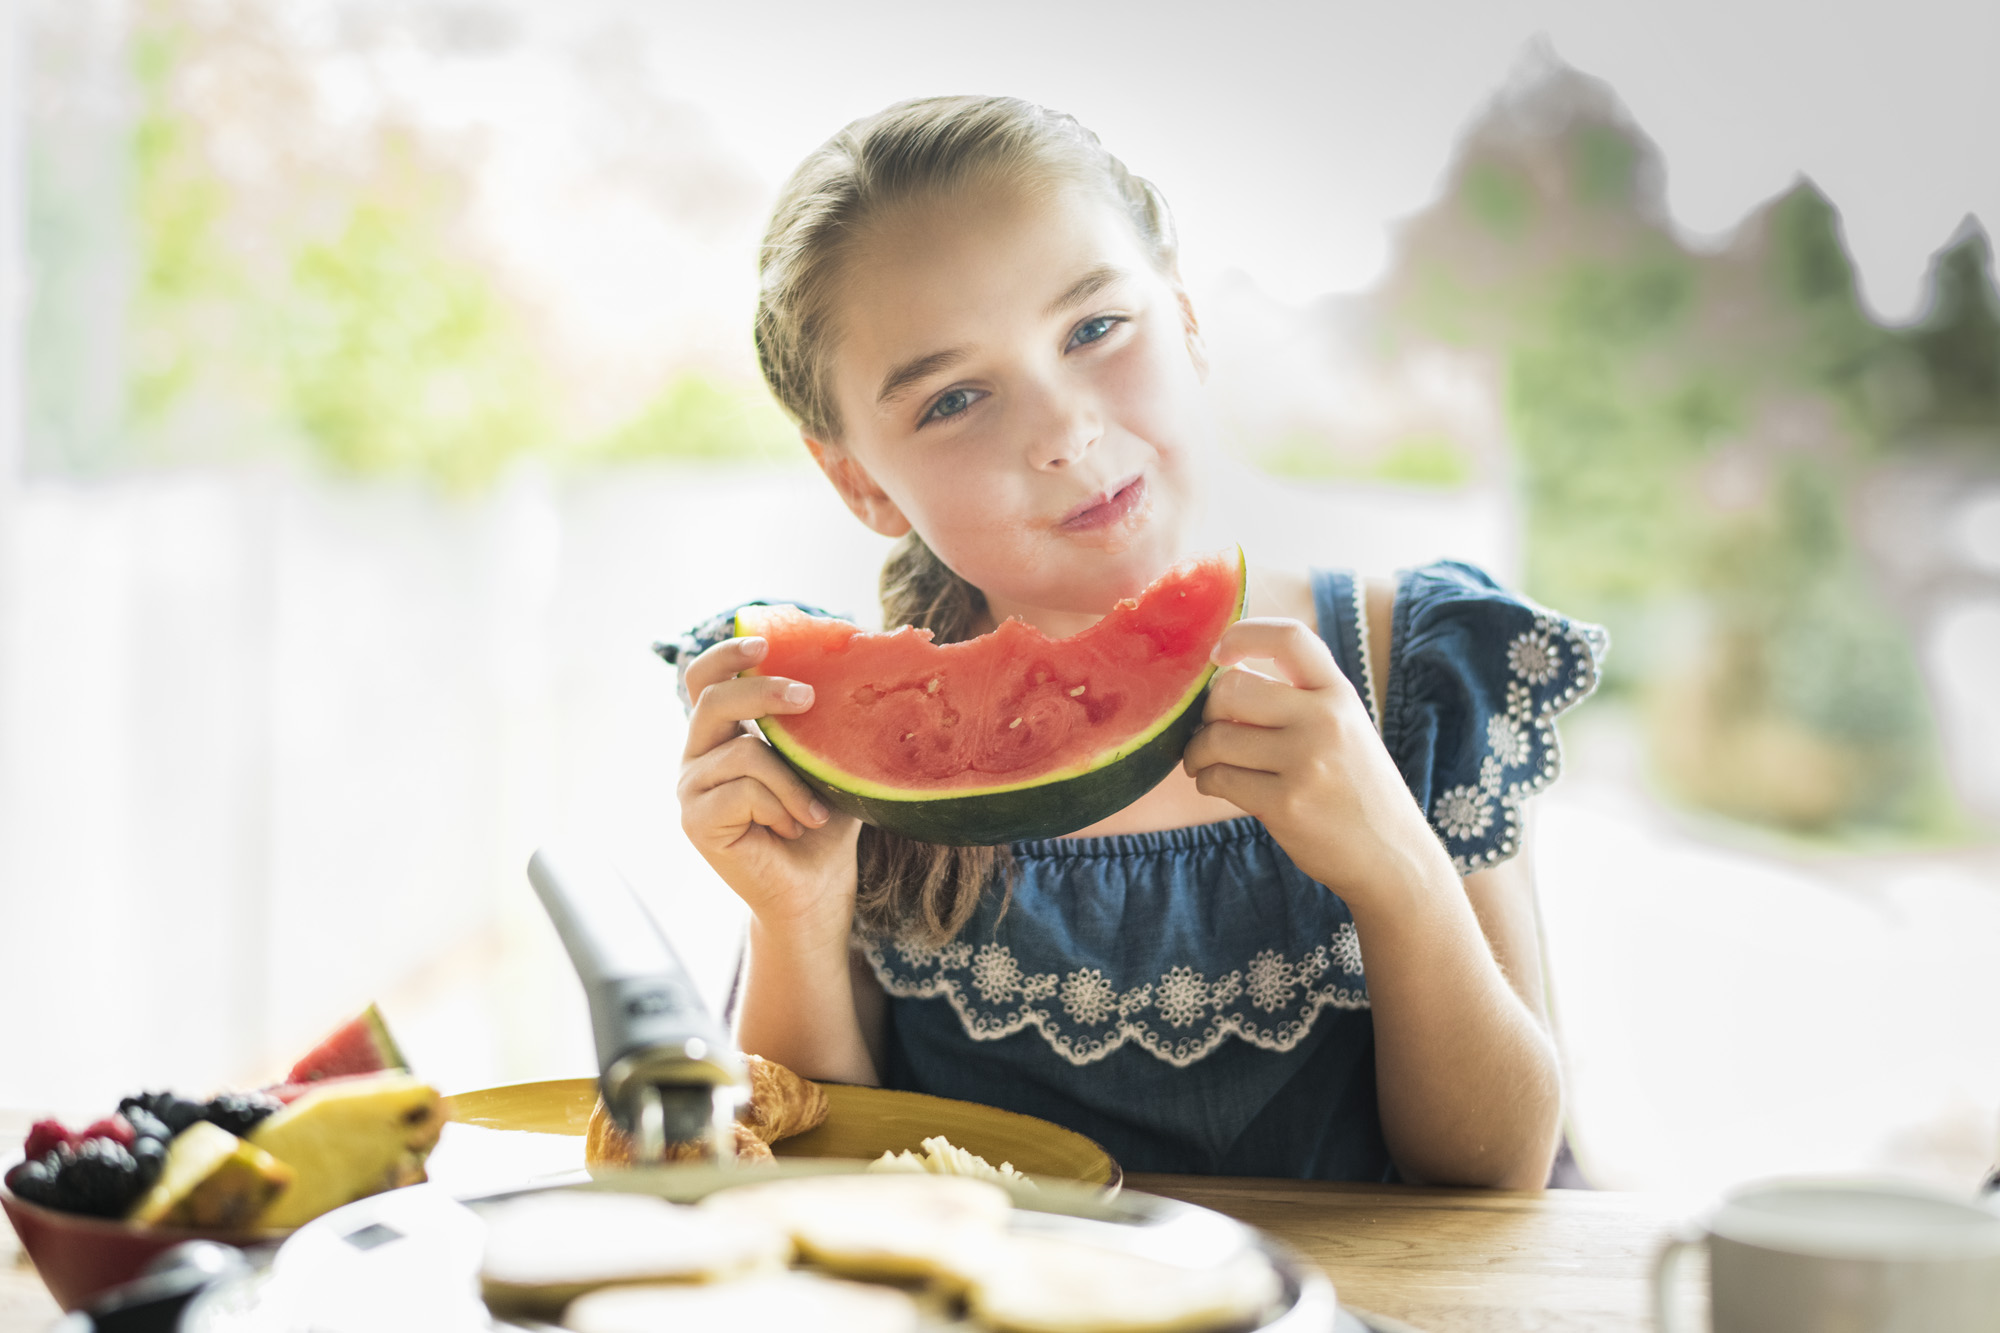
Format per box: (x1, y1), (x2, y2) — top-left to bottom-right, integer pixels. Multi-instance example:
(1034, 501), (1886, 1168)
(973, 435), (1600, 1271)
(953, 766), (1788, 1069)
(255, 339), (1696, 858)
(1654, 1177), (2000, 1333)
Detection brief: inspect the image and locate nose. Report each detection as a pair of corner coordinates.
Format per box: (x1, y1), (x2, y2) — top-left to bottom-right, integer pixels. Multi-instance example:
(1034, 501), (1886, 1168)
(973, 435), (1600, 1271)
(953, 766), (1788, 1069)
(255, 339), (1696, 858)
(1024, 379), (1102, 472)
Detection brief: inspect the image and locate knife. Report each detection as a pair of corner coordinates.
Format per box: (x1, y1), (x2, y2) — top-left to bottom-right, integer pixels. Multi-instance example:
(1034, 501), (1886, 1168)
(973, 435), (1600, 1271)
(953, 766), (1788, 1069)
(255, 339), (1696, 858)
(526, 846), (746, 1163)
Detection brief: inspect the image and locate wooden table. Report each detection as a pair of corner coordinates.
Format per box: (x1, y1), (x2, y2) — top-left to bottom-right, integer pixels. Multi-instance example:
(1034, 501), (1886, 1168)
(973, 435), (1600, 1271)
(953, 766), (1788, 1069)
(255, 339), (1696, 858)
(1128, 1175), (1699, 1333)
(1, 1174), (1700, 1332)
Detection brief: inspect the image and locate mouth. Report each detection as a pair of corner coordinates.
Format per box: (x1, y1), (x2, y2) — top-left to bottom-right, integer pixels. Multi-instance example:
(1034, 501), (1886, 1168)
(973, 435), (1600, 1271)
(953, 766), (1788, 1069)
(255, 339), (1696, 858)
(1058, 474), (1147, 532)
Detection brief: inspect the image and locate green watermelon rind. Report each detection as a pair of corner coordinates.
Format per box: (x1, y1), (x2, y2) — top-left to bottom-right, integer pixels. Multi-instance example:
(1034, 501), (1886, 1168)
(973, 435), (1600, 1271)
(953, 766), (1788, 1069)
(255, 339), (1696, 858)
(738, 549), (1246, 846)
(285, 1003), (409, 1085)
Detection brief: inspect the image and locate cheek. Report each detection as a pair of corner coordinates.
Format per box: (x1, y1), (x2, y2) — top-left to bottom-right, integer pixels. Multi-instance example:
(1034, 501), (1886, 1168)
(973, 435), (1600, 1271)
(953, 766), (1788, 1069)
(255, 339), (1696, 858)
(892, 452), (1031, 551)
(1111, 332), (1207, 452)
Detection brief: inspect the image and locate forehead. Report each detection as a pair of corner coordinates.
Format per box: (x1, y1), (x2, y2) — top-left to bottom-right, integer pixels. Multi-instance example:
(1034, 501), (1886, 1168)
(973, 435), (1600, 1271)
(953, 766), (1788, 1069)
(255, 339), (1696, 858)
(827, 182), (1160, 404)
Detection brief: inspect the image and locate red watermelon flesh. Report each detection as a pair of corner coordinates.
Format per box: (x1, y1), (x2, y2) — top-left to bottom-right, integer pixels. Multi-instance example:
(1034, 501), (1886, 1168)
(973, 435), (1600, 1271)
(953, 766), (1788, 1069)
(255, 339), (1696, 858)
(741, 548), (1243, 797)
(284, 1003), (408, 1085)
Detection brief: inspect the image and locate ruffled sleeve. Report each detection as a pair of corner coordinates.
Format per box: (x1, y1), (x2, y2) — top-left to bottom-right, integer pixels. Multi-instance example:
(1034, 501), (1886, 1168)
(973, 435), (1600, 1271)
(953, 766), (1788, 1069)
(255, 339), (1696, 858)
(1382, 561), (1608, 875)
(653, 599), (843, 713)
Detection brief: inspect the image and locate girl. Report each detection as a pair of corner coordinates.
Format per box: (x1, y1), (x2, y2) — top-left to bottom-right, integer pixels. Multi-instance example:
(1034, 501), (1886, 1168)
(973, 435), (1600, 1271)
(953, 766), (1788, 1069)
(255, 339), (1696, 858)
(669, 96), (1604, 1187)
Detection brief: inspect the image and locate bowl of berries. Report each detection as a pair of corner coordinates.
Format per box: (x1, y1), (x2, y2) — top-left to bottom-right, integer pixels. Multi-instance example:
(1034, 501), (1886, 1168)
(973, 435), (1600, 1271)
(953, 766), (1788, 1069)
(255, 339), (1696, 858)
(1, 1005), (444, 1312)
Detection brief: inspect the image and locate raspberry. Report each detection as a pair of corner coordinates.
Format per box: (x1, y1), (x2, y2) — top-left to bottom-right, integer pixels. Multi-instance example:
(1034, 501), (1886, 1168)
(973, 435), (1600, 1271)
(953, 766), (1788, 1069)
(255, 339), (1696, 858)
(52, 1138), (147, 1218)
(82, 1114), (136, 1150)
(22, 1119), (76, 1162)
(202, 1091), (282, 1138)
(119, 1091), (205, 1138)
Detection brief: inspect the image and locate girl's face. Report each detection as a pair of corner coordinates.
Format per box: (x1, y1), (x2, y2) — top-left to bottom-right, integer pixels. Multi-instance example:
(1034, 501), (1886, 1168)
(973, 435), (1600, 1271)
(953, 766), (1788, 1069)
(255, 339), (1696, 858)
(807, 178), (1215, 635)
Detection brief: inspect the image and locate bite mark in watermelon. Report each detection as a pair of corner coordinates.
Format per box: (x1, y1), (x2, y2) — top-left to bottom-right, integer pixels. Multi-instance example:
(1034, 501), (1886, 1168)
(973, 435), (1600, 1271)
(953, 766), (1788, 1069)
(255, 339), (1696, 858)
(739, 548), (1247, 844)
(284, 1004), (408, 1085)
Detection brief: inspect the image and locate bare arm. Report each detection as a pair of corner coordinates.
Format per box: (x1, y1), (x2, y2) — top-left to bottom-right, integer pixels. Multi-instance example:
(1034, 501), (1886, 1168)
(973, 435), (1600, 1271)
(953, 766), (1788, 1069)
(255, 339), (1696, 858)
(1352, 833), (1561, 1189)
(676, 635), (879, 1085)
(1184, 616), (1562, 1189)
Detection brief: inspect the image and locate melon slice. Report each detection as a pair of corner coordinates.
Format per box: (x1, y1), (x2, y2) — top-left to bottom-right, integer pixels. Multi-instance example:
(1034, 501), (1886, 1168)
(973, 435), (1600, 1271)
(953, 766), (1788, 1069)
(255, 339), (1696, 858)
(283, 1003), (407, 1086)
(739, 548), (1246, 845)
(248, 1071), (444, 1229)
(127, 1121), (295, 1230)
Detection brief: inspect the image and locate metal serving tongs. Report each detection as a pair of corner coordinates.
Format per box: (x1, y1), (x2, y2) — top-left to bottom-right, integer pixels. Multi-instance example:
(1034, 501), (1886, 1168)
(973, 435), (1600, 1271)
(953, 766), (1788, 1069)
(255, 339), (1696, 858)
(527, 846), (747, 1164)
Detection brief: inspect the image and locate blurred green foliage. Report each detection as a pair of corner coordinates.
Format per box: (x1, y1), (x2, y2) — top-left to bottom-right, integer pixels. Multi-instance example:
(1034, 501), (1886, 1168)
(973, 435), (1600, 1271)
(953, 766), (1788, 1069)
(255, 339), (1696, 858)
(1256, 430), (1474, 487)
(282, 178), (554, 489)
(582, 374), (800, 466)
(29, 0), (796, 488)
(1378, 79), (1999, 836)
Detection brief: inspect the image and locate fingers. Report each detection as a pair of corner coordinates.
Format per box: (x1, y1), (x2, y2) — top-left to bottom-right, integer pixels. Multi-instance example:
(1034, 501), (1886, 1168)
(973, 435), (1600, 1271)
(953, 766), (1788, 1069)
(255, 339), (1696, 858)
(1182, 718), (1297, 778)
(680, 732), (831, 838)
(1203, 664), (1318, 728)
(1188, 762), (1282, 813)
(683, 638), (818, 761)
(683, 633), (767, 699)
(1211, 618), (1343, 691)
(683, 774), (813, 844)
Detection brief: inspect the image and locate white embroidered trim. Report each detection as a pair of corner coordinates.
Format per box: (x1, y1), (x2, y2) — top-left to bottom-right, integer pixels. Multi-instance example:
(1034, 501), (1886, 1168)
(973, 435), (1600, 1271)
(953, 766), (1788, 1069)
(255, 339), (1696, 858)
(1350, 576), (1383, 731)
(1429, 613), (1607, 874)
(866, 924), (1370, 1070)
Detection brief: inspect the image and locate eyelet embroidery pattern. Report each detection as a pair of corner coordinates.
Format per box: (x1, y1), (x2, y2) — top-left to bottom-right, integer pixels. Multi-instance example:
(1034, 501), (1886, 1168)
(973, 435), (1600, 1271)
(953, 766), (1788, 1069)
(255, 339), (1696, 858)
(866, 922), (1369, 1069)
(1429, 613), (1607, 874)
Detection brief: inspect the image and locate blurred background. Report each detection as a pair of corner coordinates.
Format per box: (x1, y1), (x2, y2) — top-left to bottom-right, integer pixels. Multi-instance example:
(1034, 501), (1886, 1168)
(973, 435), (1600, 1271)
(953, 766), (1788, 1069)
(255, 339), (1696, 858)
(1, 0), (1996, 1199)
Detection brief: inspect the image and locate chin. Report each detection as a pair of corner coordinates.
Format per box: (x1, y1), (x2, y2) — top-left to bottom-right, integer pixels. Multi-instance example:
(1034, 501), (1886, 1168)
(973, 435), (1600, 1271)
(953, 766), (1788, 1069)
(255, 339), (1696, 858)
(1055, 544), (1185, 614)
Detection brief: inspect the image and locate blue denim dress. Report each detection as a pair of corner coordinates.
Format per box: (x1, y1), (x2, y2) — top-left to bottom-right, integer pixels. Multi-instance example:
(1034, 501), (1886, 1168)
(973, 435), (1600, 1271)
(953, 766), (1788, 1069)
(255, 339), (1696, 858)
(666, 561), (1607, 1180)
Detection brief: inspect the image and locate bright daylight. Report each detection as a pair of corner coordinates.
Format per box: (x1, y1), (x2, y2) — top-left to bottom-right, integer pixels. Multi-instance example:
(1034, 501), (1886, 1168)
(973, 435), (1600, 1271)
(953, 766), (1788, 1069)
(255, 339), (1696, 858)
(2, 1), (1998, 1330)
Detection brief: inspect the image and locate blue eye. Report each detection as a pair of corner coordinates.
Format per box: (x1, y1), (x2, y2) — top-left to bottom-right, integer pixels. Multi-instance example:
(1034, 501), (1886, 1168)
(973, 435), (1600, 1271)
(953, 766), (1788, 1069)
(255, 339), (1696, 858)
(1068, 316), (1122, 349)
(923, 387), (978, 425)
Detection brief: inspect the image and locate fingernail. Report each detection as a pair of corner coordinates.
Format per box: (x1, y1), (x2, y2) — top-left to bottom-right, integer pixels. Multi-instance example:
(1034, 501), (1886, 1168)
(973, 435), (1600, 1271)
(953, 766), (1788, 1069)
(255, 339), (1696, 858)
(808, 800), (829, 823)
(784, 683), (813, 705)
(739, 636), (767, 657)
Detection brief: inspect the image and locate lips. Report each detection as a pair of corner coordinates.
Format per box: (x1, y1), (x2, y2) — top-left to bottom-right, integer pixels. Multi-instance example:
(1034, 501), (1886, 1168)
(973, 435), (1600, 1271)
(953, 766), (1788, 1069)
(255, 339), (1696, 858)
(1058, 474), (1146, 531)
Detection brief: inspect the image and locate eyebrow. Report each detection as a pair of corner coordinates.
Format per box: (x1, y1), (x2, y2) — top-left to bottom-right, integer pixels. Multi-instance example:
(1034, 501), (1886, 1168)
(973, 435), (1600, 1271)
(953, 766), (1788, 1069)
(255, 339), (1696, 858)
(1043, 263), (1127, 319)
(876, 346), (970, 408)
(871, 265), (1131, 411)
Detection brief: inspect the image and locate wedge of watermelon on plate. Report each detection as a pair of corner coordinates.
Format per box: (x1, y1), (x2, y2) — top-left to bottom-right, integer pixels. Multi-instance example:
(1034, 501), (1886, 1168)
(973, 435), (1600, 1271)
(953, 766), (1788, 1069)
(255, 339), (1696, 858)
(266, 1004), (409, 1104)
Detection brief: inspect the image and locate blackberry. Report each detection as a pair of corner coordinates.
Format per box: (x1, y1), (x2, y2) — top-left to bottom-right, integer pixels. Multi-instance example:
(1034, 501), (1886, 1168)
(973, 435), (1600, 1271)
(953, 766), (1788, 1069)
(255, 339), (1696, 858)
(131, 1134), (168, 1192)
(54, 1138), (147, 1218)
(124, 1106), (172, 1146)
(119, 1091), (205, 1138)
(4, 1156), (62, 1207)
(201, 1091), (282, 1138)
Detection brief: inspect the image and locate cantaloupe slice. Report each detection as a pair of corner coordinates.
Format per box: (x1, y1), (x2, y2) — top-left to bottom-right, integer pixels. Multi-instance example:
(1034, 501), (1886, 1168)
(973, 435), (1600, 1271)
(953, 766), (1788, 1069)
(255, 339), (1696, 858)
(248, 1070), (443, 1229)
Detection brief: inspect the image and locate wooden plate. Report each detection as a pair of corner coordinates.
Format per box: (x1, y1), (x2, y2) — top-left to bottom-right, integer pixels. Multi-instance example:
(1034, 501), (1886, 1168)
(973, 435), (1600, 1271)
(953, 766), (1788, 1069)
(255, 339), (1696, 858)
(444, 1078), (1120, 1189)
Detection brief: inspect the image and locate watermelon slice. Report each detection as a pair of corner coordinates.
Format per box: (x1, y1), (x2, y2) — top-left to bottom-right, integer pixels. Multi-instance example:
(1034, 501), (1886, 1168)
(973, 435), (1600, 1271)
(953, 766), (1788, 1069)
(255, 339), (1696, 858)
(284, 1004), (408, 1086)
(739, 548), (1247, 845)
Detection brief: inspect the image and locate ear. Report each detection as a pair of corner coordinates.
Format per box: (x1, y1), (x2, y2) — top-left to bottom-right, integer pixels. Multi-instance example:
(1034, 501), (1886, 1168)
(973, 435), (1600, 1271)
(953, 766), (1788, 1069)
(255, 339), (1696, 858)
(1173, 284), (1208, 383)
(802, 433), (913, 538)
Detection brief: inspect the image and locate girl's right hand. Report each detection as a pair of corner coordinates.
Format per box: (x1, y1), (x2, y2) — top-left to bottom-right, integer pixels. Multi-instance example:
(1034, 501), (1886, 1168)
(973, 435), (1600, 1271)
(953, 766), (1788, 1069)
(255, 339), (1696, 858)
(677, 636), (860, 934)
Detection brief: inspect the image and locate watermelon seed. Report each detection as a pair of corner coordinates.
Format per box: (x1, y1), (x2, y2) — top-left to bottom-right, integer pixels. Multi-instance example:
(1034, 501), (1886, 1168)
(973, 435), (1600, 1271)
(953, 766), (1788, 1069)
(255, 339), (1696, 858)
(926, 677), (941, 694)
(902, 732), (915, 742)
(1009, 717), (1022, 729)
(1069, 685), (1087, 697)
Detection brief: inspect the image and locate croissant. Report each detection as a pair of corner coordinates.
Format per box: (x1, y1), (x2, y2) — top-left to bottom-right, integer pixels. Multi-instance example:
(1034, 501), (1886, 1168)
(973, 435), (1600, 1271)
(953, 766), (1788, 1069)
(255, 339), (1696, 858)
(584, 1055), (826, 1168)
(741, 1054), (831, 1143)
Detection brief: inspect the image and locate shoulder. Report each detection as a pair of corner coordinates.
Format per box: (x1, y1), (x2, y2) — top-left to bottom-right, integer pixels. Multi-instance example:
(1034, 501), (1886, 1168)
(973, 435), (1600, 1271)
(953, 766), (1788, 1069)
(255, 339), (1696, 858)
(1380, 561), (1609, 875)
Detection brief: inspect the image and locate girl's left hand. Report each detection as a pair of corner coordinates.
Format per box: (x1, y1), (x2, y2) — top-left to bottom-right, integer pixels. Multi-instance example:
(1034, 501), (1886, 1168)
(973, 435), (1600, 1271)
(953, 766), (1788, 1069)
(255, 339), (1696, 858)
(1182, 617), (1449, 906)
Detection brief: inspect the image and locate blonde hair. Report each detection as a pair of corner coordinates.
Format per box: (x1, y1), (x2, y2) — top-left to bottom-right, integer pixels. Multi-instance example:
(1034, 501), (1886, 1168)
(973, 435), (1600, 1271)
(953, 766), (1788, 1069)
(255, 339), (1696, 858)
(756, 96), (1181, 945)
